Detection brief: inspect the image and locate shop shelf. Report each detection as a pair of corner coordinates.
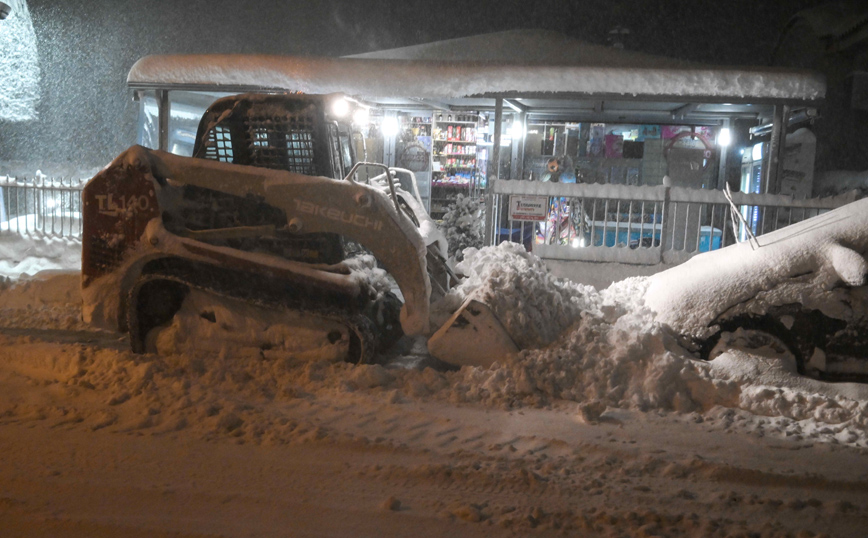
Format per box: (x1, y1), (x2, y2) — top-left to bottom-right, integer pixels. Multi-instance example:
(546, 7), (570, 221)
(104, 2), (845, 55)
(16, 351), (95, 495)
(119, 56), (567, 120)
(432, 181), (471, 188)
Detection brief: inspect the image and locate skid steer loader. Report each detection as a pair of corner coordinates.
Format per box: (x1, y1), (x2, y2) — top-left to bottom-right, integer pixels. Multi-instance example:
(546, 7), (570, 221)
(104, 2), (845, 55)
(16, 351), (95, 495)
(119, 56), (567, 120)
(81, 93), (516, 365)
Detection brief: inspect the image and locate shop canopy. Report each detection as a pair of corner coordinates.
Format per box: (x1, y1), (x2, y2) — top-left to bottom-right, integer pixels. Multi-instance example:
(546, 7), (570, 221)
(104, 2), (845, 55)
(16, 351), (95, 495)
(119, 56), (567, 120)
(127, 29), (825, 124)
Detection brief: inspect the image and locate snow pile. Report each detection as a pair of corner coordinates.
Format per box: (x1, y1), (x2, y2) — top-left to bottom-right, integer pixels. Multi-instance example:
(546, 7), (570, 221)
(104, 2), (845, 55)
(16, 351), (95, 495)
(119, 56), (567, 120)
(417, 243), (868, 446)
(429, 273), (738, 412)
(1, 239), (867, 449)
(433, 242), (600, 349)
(0, 233), (81, 279)
(0, 273), (88, 331)
(708, 349), (868, 445)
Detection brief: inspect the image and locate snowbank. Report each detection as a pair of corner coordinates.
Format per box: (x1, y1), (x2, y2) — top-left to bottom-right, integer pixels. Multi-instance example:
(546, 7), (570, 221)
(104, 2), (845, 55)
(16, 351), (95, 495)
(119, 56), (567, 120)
(0, 233), (81, 279)
(1, 240), (866, 451)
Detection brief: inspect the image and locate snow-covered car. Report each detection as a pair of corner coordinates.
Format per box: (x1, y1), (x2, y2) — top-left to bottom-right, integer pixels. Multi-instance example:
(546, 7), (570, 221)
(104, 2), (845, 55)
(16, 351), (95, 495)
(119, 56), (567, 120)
(643, 197), (868, 382)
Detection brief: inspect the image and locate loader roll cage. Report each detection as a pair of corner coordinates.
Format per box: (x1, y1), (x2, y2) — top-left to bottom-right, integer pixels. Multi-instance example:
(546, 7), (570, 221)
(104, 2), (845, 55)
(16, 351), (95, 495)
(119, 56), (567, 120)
(192, 93), (358, 181)
(345, 162), (403, 215)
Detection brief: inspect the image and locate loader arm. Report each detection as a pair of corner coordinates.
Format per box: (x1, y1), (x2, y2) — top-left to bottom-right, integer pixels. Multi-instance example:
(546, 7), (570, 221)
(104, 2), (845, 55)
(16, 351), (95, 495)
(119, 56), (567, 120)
(124, 145), (431, 335)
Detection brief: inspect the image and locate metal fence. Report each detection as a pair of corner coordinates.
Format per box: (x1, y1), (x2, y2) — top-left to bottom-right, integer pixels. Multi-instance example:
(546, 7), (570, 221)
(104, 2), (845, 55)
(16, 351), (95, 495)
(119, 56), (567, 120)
(0, 176), (86, 238)
(487, 179), (857, 265)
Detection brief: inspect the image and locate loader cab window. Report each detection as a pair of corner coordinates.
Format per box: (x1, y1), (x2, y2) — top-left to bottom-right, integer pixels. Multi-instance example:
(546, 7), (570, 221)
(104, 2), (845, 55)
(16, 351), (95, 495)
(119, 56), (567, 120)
(168, 91), (233, 157)
(134, 89), (234, 156)
(252, 128), (268, 147)
(326, 123), (356, 179)
(285, 131), (316, 175)
(250, 127), (319, 172)
(204, 126), (234, 162)
(339, 130), (354, 172)
(136, 90), (160, 150)
(327, 123), (343, 179)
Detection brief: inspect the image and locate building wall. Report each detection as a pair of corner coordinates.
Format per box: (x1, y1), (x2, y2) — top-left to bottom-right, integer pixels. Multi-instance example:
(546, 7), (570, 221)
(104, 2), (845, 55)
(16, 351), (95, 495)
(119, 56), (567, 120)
(773, 3), (868, 173)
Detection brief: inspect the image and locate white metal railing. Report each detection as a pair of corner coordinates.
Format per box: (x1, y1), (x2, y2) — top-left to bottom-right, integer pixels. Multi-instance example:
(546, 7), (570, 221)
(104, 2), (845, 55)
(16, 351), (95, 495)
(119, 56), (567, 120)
(487, 179), (857, 265)
(0, 176), (86, 239)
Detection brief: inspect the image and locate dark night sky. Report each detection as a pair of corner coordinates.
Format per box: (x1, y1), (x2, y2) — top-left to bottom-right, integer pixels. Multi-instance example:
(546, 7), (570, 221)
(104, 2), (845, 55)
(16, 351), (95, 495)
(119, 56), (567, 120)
(0, 0), (838, 173)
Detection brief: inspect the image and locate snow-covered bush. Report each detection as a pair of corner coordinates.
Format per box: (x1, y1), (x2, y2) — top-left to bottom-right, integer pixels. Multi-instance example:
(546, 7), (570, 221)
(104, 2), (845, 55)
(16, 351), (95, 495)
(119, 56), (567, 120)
(441, 194), (483, 261)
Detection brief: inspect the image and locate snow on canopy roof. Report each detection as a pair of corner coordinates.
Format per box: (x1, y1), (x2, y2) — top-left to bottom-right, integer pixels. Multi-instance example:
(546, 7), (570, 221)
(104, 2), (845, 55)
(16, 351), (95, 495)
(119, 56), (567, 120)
(127, 30), (825, 102)
(346, 29), (700, 68)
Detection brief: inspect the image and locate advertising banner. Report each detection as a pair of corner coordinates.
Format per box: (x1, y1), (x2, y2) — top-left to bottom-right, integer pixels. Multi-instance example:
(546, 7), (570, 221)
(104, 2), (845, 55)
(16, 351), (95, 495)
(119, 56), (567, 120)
(509, 195), (548, 221)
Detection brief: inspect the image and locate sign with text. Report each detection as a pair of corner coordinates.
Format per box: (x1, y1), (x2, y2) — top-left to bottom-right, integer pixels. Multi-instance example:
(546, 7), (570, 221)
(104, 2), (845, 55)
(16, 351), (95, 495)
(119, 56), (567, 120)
(509, 195), (548, 221)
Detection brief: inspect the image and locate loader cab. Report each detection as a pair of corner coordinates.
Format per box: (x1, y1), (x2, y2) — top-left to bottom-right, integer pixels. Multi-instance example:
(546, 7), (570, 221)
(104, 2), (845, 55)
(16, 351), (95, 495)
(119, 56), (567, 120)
(192, 93), (357, 180)
(134, 90), (358, 180)
(151, 93), (363, 266)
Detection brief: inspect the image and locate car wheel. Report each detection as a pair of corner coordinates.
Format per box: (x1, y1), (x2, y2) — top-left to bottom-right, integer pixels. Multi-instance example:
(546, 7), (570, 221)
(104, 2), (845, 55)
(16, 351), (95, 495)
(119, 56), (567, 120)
(699, 315), (811, 375)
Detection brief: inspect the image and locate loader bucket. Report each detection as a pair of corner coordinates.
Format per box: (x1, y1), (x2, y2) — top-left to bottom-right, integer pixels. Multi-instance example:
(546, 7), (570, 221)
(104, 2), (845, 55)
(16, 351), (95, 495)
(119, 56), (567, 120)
(427, 298), (519, 368)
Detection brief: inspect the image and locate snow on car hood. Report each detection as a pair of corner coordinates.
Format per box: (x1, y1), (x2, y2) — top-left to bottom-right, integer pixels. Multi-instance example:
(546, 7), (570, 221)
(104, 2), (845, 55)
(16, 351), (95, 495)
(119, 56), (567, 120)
(643, 198), (868, 340)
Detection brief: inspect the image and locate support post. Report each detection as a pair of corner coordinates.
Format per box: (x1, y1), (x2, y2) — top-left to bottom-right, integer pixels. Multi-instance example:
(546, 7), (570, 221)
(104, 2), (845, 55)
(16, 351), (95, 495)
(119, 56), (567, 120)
(764, 105), (788, 194)
(511, 111), (527, 180)
(659, 183), (671, 264)
(484, 98), (503, 245)
(384, 110), (397, 168)
(157, 90), (170, 152)
(717, 119), (730, 191)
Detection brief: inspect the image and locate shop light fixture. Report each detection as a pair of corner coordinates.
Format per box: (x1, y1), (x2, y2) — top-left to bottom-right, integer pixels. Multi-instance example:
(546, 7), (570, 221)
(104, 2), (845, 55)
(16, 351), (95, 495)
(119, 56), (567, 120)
(381, 116), (399, 137)
(717, 127), (731, 147)
(510, 121), (524, 139)
(752, 142), (763, 161)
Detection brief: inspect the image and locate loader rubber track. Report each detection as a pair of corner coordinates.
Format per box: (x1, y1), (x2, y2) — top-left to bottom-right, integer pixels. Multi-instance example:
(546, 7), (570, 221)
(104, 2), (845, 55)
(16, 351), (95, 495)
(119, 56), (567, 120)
(127, 259), (402, 364)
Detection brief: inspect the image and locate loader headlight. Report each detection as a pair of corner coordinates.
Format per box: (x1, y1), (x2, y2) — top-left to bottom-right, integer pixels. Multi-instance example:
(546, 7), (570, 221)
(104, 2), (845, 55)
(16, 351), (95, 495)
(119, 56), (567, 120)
(352, 107), (370, 126)
(331, 97), (350, 118)
(717, 127), (731, 147)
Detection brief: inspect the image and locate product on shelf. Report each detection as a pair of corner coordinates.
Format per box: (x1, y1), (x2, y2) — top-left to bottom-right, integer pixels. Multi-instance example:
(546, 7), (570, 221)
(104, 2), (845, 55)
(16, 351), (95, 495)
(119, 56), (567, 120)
(429, 111), (483, 218)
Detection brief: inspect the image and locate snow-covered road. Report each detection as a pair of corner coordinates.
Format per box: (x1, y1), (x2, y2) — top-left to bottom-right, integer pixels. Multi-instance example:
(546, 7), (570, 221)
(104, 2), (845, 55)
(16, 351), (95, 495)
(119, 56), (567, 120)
(0, 261), (867, 536)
